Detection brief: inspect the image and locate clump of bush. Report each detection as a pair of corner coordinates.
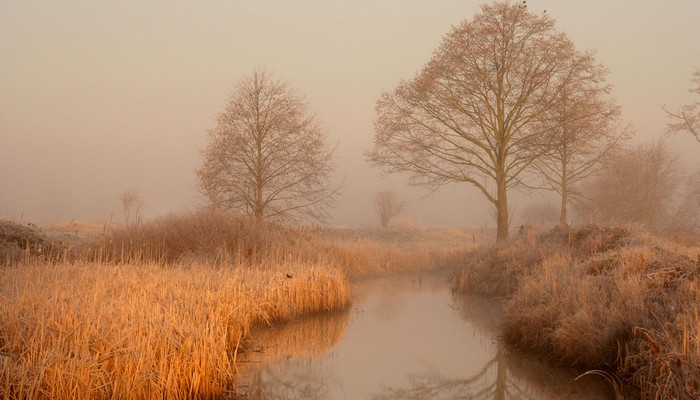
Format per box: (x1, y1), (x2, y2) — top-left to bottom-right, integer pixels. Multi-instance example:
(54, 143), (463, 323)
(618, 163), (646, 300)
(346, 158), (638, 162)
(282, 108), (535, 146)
(454, 224), (700, 398)
(452, 225), (634, 297)
(0, 219), (64, 265)
(88, 209), (469, 277)
(96, 209), (292, 266)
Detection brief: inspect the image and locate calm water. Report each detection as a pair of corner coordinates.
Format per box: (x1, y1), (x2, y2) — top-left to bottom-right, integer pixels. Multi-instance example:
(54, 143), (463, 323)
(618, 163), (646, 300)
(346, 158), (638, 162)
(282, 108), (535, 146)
(235, 272), (614, 399)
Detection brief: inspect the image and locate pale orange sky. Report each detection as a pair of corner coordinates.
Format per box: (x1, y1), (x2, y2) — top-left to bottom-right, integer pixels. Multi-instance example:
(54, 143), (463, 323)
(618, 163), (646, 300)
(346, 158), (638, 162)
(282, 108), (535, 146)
(1, 1), (699, 227)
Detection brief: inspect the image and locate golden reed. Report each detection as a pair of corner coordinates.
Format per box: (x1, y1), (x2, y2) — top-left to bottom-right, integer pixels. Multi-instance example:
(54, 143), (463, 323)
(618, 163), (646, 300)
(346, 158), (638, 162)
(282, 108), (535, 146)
(0, 262), (350, 399)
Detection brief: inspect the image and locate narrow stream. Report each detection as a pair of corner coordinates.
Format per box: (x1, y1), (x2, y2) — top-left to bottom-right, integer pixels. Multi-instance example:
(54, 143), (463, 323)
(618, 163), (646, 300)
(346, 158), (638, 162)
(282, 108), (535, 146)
(235, 272), (614, 399)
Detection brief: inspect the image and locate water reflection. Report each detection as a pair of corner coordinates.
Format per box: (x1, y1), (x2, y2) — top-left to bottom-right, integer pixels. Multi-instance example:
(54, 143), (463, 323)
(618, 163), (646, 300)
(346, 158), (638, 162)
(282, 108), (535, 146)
(452, 293), (615, 400)
(235, 273), (614, 399)
(236, 311), (349, 398)
(371, 344), (522, 400)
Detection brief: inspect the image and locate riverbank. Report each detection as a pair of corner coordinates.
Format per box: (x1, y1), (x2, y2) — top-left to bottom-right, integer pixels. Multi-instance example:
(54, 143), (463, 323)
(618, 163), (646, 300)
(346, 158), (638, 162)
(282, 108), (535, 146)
(1, 213), (474, 398)
(453, 225), (700, 399)
(0, 261), (350, 399)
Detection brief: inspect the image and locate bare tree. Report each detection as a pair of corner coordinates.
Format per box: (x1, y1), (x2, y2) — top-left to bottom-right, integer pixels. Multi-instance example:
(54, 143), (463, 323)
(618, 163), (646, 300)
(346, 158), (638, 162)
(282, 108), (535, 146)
(521, 200), (559, 225)
(668, 169), (700, 235)
(120, 189), (145, 228)
(367, 2), (591, 241)
(664, 68), (700, 143)
(531, 51), (629, 225)
(374, 190), (407, 228)
(197, 68), (339, 224)
(575, 139), (684, 232)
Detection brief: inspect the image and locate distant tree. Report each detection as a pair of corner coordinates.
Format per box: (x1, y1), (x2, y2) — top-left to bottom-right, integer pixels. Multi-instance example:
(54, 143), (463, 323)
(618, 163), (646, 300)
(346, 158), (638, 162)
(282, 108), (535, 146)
(521, 200), (559, 225)
(367, 2), (598, 241)
(374, 190), (407, 228)
(668, 169), (700, 235)
(197, 68), (339, 224)
(664, 68), (700, 143)
(575, 139), (684, 232)
(120, 189), (145, 228)
(531, 51), (629, 225)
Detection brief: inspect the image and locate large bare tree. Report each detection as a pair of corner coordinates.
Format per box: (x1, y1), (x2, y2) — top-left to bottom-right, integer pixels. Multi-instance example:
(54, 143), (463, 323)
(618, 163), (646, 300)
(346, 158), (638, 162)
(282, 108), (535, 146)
(367, 2), (586, 241)
(665, 68), (700, 143)
(531, 51), (628, 225)
(198, 68), (338, 224)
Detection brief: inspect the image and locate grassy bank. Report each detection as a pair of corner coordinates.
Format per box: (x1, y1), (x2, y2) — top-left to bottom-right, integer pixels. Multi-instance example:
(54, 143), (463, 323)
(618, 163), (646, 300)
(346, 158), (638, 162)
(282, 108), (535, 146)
(0, 261), (349, 399)
(1, 212), (473, 398)
(0, 211), (479, 277)
(453, 226), (700, 399)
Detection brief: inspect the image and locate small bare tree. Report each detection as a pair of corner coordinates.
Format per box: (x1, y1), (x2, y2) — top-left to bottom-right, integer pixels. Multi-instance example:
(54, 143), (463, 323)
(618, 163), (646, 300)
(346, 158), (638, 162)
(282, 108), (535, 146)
(575, 139), (684, 231)
(668, 169), (700, 235)
(197, 68), (339, 224)
(665, 68), (700, 143)
(120, 189), (145, 228)
(531, 50), (629, 225)
(374, 190), (407, 228)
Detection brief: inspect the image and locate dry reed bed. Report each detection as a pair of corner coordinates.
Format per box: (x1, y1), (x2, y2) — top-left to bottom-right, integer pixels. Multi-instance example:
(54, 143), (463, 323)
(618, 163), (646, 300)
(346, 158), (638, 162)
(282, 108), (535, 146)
(3, 211), (481, 278)
(0, 213), (473, 399)
(0, 261), (350, 399)
(68, 211), (473, 278)
(453, 226), (700, 399)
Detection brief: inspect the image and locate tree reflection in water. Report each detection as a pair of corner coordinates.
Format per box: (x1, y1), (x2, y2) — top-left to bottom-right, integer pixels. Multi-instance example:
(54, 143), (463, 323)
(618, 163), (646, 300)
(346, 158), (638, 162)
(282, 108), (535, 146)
(371, 343), (538, 400)
(234, 275), (614, 399)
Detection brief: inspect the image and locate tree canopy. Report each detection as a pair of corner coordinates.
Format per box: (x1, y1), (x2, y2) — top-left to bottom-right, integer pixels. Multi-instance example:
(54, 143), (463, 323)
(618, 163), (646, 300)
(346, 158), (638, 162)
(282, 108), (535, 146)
(368, 2), (594, 240)
(198, 68), (338, 224)
(530, 50), (627, 225)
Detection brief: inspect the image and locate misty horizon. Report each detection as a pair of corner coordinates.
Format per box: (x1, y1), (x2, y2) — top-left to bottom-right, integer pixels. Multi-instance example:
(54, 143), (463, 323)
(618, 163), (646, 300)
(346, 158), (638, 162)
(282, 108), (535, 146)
(2, 1), (699, 228)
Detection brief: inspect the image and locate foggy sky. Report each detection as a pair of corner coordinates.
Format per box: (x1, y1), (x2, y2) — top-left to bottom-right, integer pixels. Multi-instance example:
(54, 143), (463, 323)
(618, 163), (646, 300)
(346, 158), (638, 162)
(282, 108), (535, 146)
(2, 1), (699, 227)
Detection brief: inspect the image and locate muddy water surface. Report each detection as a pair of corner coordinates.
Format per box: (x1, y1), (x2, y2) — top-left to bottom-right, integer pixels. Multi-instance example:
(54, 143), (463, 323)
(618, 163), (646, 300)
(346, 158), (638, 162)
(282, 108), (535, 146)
(236, 272), (614, 399)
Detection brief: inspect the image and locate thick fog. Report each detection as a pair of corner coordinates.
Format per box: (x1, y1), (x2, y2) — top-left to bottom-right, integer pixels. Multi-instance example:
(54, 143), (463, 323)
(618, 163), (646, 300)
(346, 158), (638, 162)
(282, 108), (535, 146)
(1, 1), (699, 227)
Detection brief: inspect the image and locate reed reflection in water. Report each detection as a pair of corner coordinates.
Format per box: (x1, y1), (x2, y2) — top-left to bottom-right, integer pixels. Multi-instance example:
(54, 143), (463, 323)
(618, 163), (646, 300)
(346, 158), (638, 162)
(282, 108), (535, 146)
(236, 310), (350, 398)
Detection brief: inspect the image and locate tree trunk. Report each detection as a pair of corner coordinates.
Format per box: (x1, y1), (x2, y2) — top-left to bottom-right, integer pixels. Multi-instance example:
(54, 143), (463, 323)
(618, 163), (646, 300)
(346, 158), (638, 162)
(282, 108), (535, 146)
(255, 182), (264, 225)
(496, 172), (509, 241)
(560, 157), (568, 225)
(560, 187), (568, 226)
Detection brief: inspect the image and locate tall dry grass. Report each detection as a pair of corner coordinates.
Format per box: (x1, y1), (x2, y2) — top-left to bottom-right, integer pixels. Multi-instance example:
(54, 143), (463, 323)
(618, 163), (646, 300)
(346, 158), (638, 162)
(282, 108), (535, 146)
(67, 210), (473, 277)
(309, 225), (486, 277)
(0, 211), (478, 398)
(453, 224), (700, 399)
(0, 261), (350, 399)
(1, 210), (478, 281)
(84, 210), (289, 266)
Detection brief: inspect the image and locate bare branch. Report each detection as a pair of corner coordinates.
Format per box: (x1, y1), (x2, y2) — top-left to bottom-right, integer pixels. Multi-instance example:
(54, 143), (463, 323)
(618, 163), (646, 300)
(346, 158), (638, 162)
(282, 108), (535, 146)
(373, 190), (408, 228)
(664, 68), (700, 143)
(197, 68), (340, 224)
(367, 3), (591, 240)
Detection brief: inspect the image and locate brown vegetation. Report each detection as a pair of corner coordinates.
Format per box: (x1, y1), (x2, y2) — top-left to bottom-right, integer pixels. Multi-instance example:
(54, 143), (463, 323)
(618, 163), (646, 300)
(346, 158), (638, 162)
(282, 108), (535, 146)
(453, 225), (700, 399)
(0, 219), (66, 265)
(82, 209), (475, 277)
(0, 261), (349, 399)
(0, 210), (471, 398)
